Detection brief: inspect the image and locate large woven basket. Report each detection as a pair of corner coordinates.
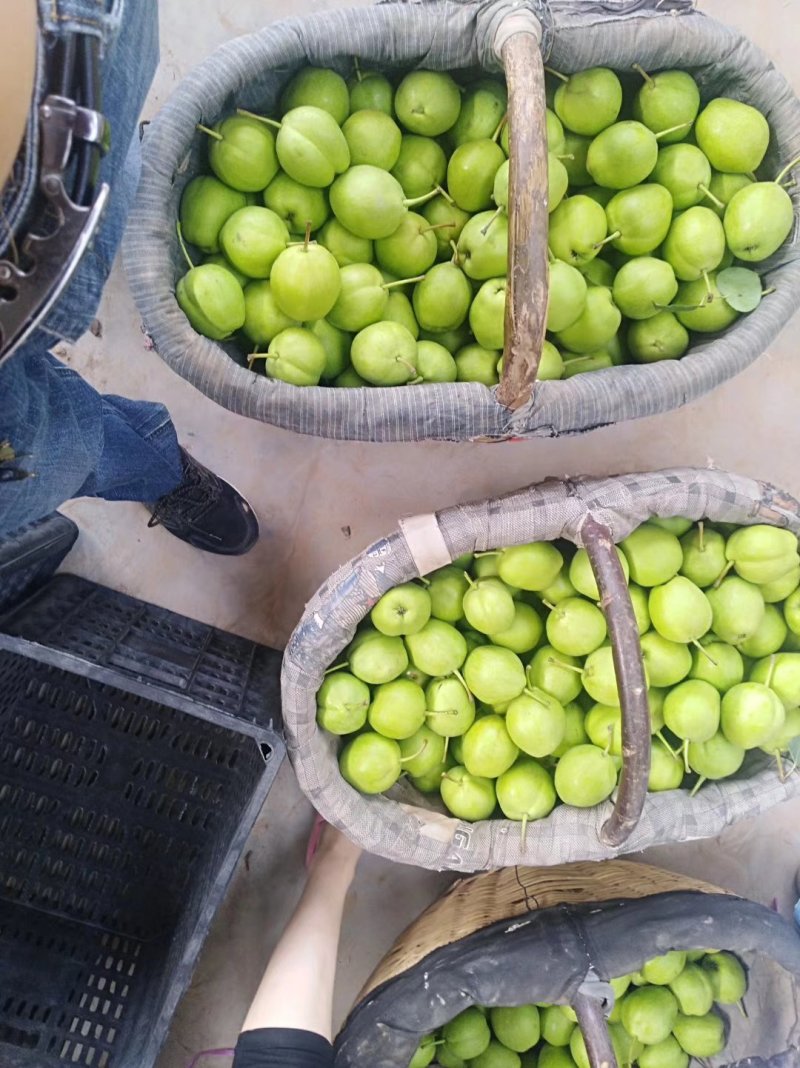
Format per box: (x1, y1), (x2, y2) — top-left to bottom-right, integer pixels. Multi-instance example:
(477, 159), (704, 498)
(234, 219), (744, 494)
(282, 468), (800, 871)
(125, 0), (800, 442)
(337, 861), (800, 1068)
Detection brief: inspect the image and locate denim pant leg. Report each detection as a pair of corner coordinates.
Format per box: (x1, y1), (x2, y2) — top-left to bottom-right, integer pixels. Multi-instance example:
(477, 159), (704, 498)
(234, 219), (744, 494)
(0, 349), (182, 538)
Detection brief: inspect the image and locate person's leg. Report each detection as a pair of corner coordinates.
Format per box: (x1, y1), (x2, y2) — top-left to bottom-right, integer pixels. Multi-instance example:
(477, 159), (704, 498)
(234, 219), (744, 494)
(240, 825), (362, 1041)
(0, 349), (258, 554)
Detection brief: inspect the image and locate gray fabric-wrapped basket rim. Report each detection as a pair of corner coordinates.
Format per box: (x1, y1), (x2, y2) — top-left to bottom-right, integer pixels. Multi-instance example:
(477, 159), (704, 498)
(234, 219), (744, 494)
(125, 0), (800, 441)
(282, 467), (800, 872)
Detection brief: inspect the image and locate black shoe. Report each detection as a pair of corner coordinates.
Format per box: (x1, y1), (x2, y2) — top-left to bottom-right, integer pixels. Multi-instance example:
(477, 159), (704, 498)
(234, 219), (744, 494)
(147, 448), (259, 556)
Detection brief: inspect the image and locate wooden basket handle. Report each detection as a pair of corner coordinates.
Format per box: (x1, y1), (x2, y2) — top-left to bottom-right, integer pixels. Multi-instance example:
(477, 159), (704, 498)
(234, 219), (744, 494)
(496, 25), (549, 410)
(573, 987), (619, 1068)
(582, 516), (652, 848)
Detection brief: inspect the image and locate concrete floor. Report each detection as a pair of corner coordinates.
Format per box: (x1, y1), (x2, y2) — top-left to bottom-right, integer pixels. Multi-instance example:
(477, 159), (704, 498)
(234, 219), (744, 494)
(47, 0), (800, 1063)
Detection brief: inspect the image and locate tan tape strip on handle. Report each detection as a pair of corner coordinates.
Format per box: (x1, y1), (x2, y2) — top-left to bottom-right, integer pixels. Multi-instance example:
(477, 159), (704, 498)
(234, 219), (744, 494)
(399, 513), (452, 576)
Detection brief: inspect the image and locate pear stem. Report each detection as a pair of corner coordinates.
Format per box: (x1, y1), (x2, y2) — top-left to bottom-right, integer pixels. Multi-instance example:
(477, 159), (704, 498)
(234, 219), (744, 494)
(547, 247), (556, 264)
(632, 63), (655, 87)
(443, 736), (449, 763)
(382, 275), (426, 290)
(418, 576), (431, 586)
(544, 66), (569, 83)
(196, 123), (223, 141)
(236, 108), (281, 130)
(405, 189), (441, 209)
(399, 742), (428, 764)
(682, 738), (690, 775)
(436, 184), (455, 205)
(702, 270), (713, 300)
(421, 222), (456, 234)
(303, 220), (312, 251)
(655, 301), (704, 313)
(323, 661), (349, 675)
(523, 688), (549, 708)
(176, 222), (195, 271)
(712, 559), (734, 588)
(774, 152), (800, 186)
(698, 183), (725, 211)
(765, 653), (777, 690)
(762, 286), (777, 297)
(592, 230), (621, 250)
(397, 357), (419, 377)
(247, 352), (267, 369)
(547, 656), (584, 674)
(452, 667), (473, 700)
(491, 112), (508, 143)
(463, 571), (476, 587)
(698, 520), (705, 552)
(690, 775), (707, 798)
(408, 375), (425, 386)
(474, 550), (500, 557)
(449, 239), (460, 265)
(555, 153), (575, 161)
(692, 639), (717, 666)
(520, 814), (529, 851)
(542, 600), (556, 612)
(655, 121), (693, 141)
(656, 731), (678, 759)
(480, 206), (504, 236)
(353, 55), (363, 83)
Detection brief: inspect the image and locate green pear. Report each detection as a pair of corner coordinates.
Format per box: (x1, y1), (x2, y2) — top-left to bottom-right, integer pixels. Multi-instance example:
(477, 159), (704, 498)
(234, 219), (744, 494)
(586, 121), (659, 189)
(242, 280), (297, 345)
(281, 66), (349, 124)
(462, 714), (520, 778)
(371, 582), (432, 636)
(449, 78), (507, 146)
(496, 760), (557, 831)
(384, 291), (419, 340)
(317, 671), (370, 735)
(628, 311), (689, 362)
(688, 731), (745, 782)
(414, 263), (472, 331)
(750, 652), (800, 710)
(537, 341), (564, 381)
(176, 263), (246, 340)
(270, 242), (341, 321)
(317, 217), (373, 267)
(506, 689), (566, 757)
(456, 343), (501, 386)
(553, 67), (623, 136)
(275, 106), (350, 187)
(491, 1007), (541, 1055)
(546, 108), (567, 154)
(310, 319), (351, 380)
(707, 171), (753, 218)
(203, 114), (279, 192)
(339, 731), (401, 793)
(341, 109), (402, 170)
(680, 525), (728, 588)
(457, 211), (508, 279)
(620, 986), (679, 1046)
(641, 632), (692, 687)
(440, 765), (497, 820)
(702, 951), (747, 1004)
(489, 602), (544, 653)
(554, 744), (617, 806)
(391, 135), (447, 198)
(653, 144), (713, 210)
(368, 678), (427, 739)
(416, 340), (457, 382)
(349, 70), (393, 116)
(394, 70), (461, 136)
(549, 154), (569, 213)
(561, 352), (613, 377)
(724, 178), (796, 262)
(672, 1012), (725, 1057)
(706, 576), (765, 644)
(549, 196), (608, 266)
(695, 97), (770, 173)
(442, 1009), (491, 1062)
(464, 647), (526, 705)
(555, 286), (621, 354)
(407, 619), (468, 676)
(422, 194), (472, 259)
(725, 524), (800, 584)
(622, 524), (683, 586)
(633, 68), (701, 143)
(612, 257), (678, 319)
(469, 278), (505, 350)
(448, 139), (506, 212)
(674, 273), (739, 334)
(330, 165), (426, 239)
(219, 206), (289, 278)
(561, 131), (593, 186)
(642, 951), (687, 986)
(663, 206), (726, 281)
(579, 257), (616, 288)
(179, 175), (246, 253)
(605, 183), (674, 255)
(263, 172), (329, 234)
(327, 263), (387, 331)
(547, 260), (588, 332)
(375, 212), (439, 277)
(204, 253), (247, 287)
(350, 321), (418, 384)
(264, 327), (327, 385)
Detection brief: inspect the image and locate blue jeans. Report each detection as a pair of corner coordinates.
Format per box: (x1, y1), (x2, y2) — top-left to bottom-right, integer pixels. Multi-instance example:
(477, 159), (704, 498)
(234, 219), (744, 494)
(0, 0), (182, 539)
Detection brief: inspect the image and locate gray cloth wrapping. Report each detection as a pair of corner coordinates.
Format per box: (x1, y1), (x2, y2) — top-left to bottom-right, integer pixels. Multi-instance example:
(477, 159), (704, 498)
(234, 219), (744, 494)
(282, 468), (800, 871)
(124, 0), (800, 442)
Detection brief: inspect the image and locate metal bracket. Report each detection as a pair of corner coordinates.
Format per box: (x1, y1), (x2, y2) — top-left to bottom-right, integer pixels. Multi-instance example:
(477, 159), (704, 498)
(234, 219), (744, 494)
(0, 95), (110, 362)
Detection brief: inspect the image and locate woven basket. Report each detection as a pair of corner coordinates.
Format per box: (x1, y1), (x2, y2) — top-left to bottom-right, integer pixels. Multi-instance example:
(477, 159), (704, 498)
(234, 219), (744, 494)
(337, 861), (800, 1068)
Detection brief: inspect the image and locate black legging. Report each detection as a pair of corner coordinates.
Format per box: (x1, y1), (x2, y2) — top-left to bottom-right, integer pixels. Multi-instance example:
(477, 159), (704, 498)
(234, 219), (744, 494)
(233, 1029), (334, 1068)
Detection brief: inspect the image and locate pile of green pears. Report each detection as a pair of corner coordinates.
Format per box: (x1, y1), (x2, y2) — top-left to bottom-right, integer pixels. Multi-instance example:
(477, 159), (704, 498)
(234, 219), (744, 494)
(318, 517), (800, 830)
(177, 60), (797, 388)
(409, 948), (746, 1068)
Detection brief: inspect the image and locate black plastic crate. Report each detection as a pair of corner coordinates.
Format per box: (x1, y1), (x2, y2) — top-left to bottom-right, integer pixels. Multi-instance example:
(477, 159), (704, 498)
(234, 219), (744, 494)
(0, 575), (285, 1068)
